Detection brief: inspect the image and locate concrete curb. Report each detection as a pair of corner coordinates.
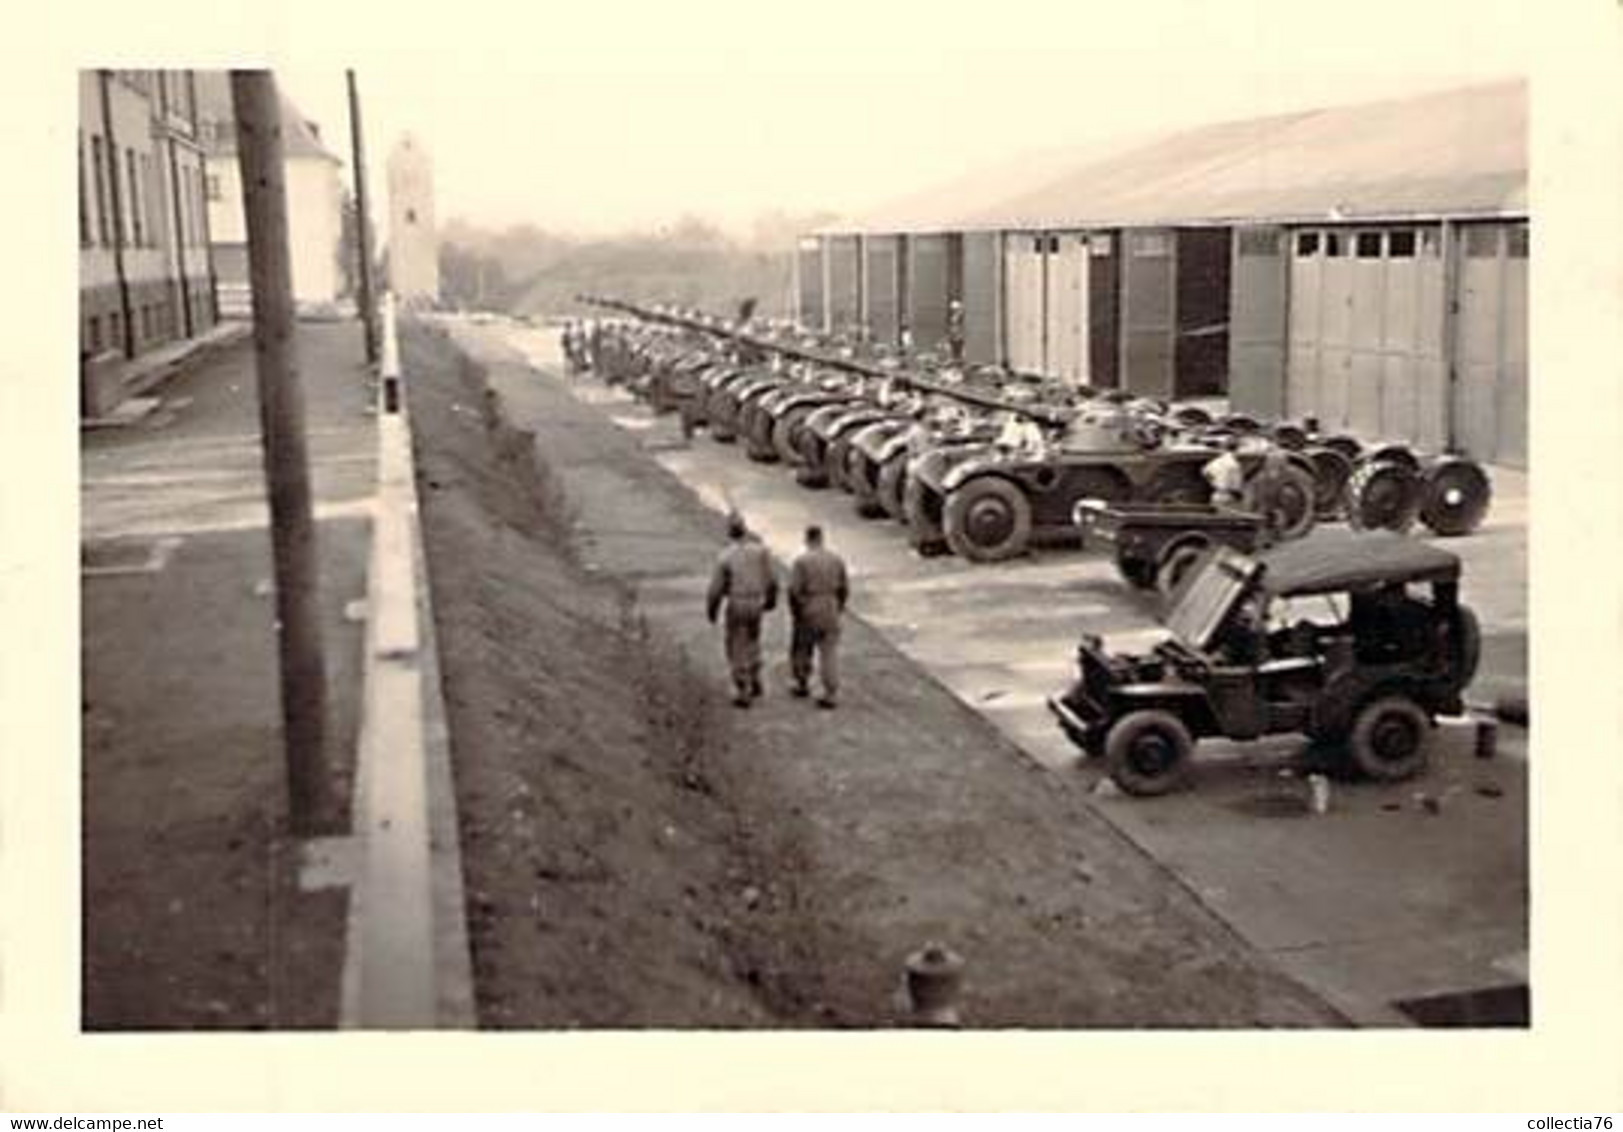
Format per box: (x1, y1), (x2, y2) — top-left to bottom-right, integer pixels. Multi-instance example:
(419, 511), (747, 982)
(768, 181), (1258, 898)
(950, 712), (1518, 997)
(339, 296), (476, 1029)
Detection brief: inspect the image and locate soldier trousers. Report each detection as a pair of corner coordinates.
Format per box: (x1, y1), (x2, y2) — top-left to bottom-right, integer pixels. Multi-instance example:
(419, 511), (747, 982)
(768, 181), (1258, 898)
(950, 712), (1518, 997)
(790, 618), (841, 701)
(724, 605), (765, 696)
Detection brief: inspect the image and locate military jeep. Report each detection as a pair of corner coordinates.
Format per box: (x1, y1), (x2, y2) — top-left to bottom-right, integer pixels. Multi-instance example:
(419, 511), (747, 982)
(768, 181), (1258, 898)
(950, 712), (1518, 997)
(1047, 530), (1481, 796)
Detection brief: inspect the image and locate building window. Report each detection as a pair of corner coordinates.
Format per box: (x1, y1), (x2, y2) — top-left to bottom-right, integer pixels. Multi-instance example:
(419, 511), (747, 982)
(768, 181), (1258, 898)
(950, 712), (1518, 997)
(92, 136), (110, 246)
(1465, 226), (1500, 258)
(205, 173), (221, 201)
(1387, 230), (1417, 258)
(1324, 232), (1345, 257)
(1130, 231), (1171, 257)
(1420, 228), (1441, 257)
(1507, 225), (1529, 259)
(1238, 228), (1282, 257)
(1295, 231), (1321, 257)
(78, 132), (91, 246)
(1355, 231), (1383, 258)
(1089, 233), (1115, 257)
(126, 149), (143, 246)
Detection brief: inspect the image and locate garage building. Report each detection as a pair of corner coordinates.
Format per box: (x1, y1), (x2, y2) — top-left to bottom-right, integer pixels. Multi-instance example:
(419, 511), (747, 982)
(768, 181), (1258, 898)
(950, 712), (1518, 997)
(801, 80), (1526, 467)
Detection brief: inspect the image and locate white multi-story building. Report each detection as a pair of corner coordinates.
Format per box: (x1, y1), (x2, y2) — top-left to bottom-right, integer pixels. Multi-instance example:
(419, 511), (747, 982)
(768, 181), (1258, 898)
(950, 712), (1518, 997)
(197, 73), (346, 317)
(78, 70), (217, 367)
(386, 134), (439, 307)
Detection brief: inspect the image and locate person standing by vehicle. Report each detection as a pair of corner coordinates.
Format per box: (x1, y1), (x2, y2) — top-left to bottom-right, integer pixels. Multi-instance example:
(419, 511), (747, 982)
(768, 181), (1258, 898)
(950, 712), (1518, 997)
(788, 525), (849, 709)
(1203, 436), (1246, 508)
(706, 514), (778, 708)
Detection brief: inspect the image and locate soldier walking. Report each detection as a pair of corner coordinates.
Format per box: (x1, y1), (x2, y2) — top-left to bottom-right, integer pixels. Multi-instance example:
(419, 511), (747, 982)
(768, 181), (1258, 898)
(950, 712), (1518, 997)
(788, 525), (849, 709)
(706, 514), (778, 708)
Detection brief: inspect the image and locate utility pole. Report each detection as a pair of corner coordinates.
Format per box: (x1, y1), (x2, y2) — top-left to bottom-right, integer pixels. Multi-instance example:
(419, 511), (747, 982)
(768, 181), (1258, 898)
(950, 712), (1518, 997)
(346, 69), (379, 366)
(231, 70), (332, 835)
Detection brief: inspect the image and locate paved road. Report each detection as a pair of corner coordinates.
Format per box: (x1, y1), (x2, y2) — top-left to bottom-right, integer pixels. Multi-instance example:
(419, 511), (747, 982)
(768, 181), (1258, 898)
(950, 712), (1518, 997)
(482, 319), (1529, 1027)
(80, 321), (376, 1028)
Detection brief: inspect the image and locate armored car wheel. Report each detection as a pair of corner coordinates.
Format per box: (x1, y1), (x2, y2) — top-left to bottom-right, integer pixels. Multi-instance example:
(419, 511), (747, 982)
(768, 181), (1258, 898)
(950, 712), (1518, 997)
(1345, 460), (1422, 533)
(1363, 444), (1422, 474)
(877, 455), (910, 521)
(1246, 463), (1318, 541)
(1269, 422), (1309, 450)
(1320, 434), (1362, 463)
(772, 408), (812, 465)
(1221, 413), (1262, 434)
(1172, 406), (1213, 428)
(1348, 694), (1431, 782)
(1419, 457), (1493, 537)
(1145, 466), (1211, 506)
(1304, 447), (1355, 518)
(1105, 710), (1195, 797)
(944, 477), (1034, 563)
(904, 477), (950, 556)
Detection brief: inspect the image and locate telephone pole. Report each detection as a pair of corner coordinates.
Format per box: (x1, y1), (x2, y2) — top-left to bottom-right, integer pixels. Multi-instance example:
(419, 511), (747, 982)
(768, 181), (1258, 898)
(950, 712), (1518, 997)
(347, 69), (379, 366)
(231, 70), (332, 835)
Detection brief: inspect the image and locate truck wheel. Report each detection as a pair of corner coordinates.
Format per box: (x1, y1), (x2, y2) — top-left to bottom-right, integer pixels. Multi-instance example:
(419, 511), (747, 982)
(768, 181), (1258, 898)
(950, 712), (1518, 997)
(904, 477), (949, 556)
(1105, 710), (1195, 797)
(1156, 540), (1210, 601)
(944, 477), (1033, 563)
(1419, 457), (1493, 537)
(1349, 694), (1431, 782)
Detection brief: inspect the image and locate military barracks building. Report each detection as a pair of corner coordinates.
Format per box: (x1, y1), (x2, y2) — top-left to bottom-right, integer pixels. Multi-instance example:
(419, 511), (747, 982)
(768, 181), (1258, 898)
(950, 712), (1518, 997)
(79, 70), (218, 369)
(797, 81), (1526, 468)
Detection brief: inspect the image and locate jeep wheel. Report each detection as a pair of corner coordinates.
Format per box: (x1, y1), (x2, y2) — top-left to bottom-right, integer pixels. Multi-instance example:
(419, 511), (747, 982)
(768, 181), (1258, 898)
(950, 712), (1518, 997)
(1349, 695), (1431, 782)
(944, 477), (1034, 562)
(1446, 604), (1482, 691)
(1105, 710), (1195, 797)
(1419, 456), (1493, 537)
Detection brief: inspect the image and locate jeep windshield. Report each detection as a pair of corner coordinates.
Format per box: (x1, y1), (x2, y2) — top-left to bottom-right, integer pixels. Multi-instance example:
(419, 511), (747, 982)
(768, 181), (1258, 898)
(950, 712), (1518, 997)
(1164, 548), (1261, 652)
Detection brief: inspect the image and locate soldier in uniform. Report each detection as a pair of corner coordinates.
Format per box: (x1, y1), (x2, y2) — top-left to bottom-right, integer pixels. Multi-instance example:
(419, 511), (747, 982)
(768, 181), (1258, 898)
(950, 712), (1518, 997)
(788, 525), (850, 709)
(706, 514), (778, 707)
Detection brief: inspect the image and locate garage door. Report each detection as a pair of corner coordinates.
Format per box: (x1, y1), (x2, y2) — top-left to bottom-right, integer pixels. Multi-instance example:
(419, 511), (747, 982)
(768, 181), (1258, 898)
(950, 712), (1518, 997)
(1121, 228), (1175, 398)
(863, 235), (901, 345)
(1230, 227), (1287, 419)
(1046, 233), (1090, 383)
(907, 234), (951, 351)
(1003, 233), (1046, 373)
(1454, 222), (1528, 467)
(1286, 226), (1447, 450)
(961, 232), (1000, 365)
(826, 235), (861, 334)
(796, 238), (823, 330)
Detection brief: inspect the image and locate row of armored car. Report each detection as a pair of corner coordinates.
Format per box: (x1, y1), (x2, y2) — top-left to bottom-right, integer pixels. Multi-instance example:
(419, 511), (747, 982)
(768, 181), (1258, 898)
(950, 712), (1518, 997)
(567, 306), (1494, 570)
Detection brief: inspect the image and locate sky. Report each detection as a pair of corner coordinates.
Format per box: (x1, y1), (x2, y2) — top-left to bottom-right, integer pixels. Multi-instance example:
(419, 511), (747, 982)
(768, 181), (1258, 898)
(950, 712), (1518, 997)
(258, 0), (1537, 243)
(227, 0), (1527, 239)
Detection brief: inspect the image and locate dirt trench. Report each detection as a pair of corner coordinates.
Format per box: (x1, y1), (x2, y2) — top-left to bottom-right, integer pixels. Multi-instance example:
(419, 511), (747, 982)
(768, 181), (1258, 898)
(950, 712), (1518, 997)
(405, 321), (1345, 1029)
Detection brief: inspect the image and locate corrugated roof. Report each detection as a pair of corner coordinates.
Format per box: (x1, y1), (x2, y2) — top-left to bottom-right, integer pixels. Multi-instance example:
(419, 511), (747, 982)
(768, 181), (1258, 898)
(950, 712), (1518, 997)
(837, 80), (1525, 234)
(194, 71), (343, 165)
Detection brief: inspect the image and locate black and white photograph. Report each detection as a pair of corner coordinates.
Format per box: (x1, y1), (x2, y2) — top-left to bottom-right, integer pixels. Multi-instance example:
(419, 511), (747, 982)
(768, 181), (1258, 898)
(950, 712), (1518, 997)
(9, 0), (1623, 1112)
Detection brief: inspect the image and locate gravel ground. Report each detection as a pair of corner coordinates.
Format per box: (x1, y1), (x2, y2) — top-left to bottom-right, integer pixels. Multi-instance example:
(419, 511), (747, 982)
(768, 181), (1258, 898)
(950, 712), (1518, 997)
(407, 321), (1346, 1028)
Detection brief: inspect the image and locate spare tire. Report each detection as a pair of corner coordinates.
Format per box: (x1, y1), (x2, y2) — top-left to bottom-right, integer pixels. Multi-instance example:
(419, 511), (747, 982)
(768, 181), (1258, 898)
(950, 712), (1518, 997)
(1345, 460), (1422, 533)
(1419, 456), (1493, 537)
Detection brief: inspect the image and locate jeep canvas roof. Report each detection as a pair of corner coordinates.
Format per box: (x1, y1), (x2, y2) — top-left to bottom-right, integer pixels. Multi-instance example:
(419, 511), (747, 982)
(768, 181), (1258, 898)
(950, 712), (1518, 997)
(1256, 530), (1461, 596)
